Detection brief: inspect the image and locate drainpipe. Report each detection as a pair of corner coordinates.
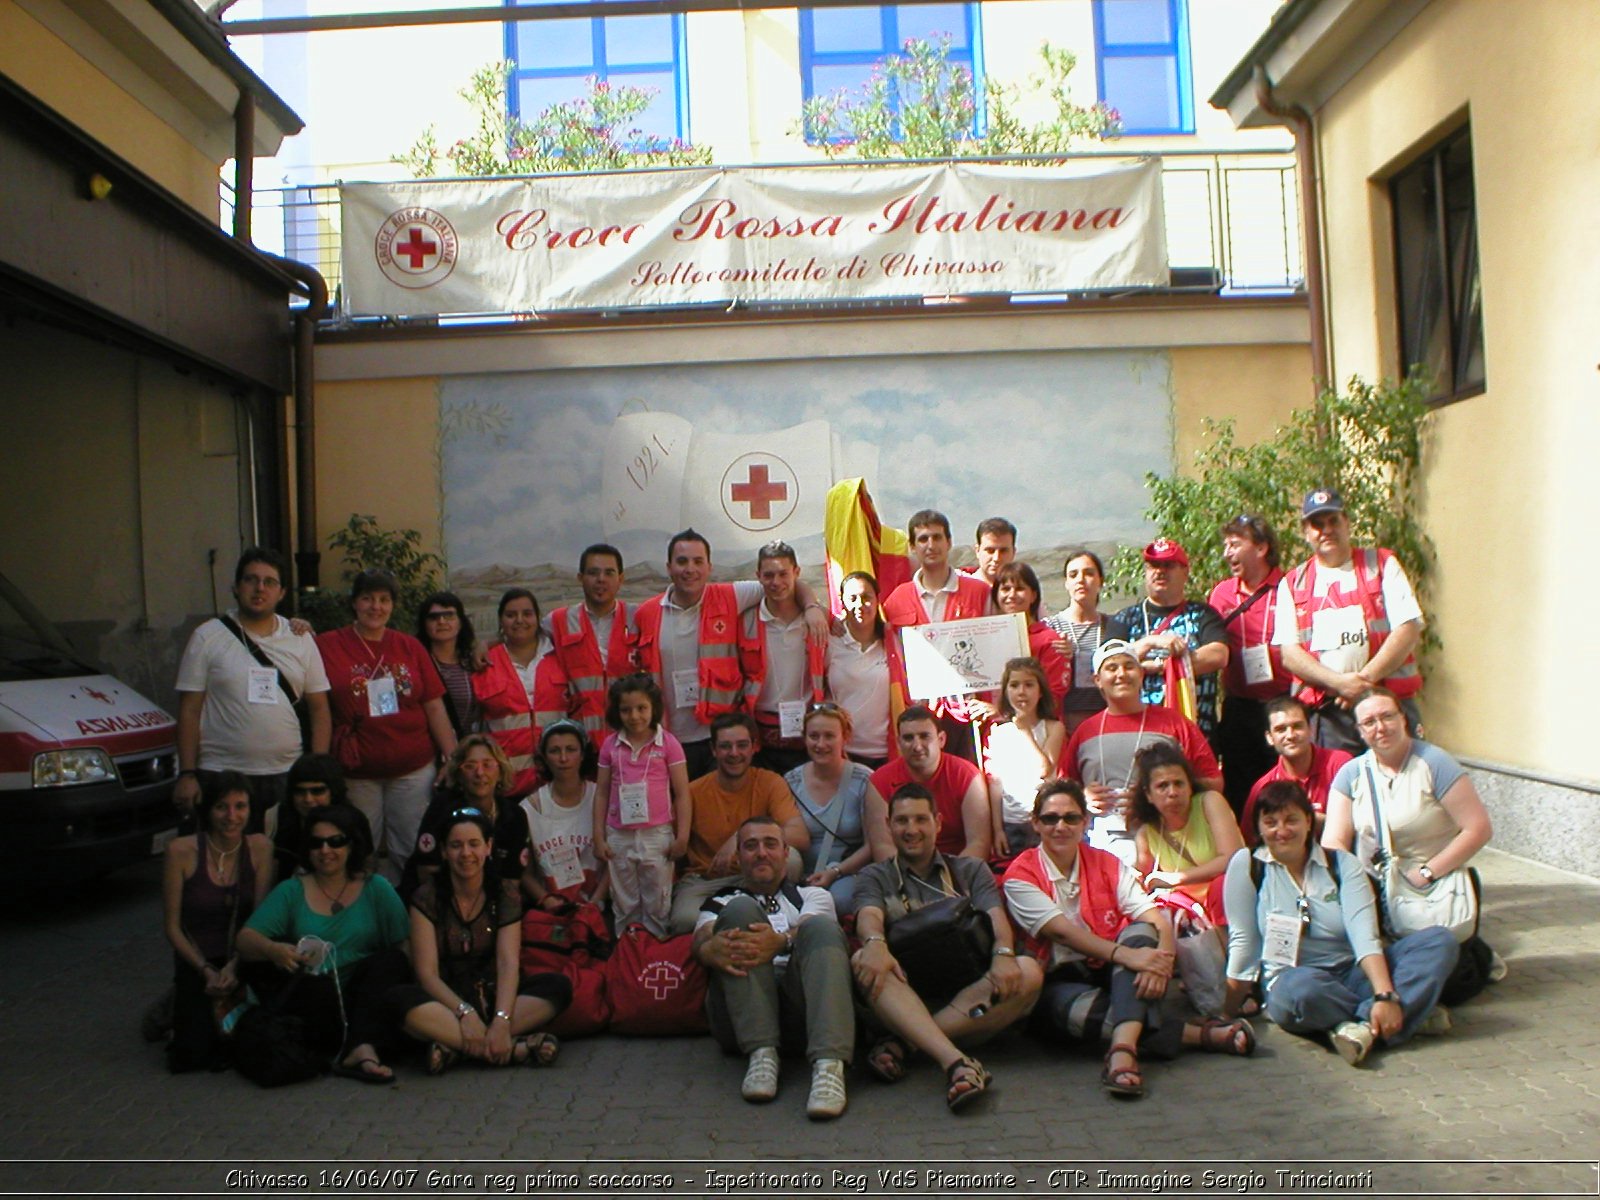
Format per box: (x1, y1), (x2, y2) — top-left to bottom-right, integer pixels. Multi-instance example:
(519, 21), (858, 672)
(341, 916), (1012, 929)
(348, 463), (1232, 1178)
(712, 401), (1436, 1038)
(262, 254), (330, 597)
(233, 92), (254, 243)
(1253, 65), (1329, 395)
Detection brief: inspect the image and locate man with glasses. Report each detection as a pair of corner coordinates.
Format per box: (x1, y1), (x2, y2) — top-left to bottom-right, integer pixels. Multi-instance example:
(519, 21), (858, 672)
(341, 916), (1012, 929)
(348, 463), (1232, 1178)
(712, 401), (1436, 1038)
(1273, 490), (1425, 755)
(1208, 515), (1292, 814)
(669, 711), (809, 933)
(173, 547), (330, 830)
(544, 544), (637, 738)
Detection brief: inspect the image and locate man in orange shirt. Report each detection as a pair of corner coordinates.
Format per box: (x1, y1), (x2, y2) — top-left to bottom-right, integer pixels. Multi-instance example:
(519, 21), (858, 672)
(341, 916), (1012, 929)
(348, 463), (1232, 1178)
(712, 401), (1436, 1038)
(669, 712), (810, 933)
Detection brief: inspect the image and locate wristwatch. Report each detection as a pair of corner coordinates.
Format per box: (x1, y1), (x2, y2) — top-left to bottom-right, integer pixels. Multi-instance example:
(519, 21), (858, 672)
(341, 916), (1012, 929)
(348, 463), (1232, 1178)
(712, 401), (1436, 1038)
(493, 1009), (512, 1023)
(1418, 863), (1436, 884)
(1372, 991), (1401, 1005)
(455, 1001), (473, 1019)
(993, 947), (1016, 958)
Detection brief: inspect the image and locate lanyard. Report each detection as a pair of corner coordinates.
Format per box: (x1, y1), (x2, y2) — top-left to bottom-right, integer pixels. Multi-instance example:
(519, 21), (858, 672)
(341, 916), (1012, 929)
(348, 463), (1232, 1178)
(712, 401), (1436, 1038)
(1096, 706), (1149, 794)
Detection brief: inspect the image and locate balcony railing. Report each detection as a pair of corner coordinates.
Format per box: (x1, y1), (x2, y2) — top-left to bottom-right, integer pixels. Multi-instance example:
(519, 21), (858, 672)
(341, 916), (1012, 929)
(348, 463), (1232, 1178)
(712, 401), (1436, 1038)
(244, 148), (1301, 323)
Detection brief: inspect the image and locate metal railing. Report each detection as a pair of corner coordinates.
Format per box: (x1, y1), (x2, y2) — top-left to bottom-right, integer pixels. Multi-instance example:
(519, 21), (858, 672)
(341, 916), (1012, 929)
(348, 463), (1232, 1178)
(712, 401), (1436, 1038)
(242, 148), (1301, 322)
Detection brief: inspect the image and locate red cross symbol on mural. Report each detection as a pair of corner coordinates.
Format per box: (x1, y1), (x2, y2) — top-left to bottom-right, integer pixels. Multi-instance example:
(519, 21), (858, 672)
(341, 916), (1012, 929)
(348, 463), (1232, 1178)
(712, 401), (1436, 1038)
(394, 227), (438, 270)
(730, 464), (787, 520)
(720, 453), (800, 532)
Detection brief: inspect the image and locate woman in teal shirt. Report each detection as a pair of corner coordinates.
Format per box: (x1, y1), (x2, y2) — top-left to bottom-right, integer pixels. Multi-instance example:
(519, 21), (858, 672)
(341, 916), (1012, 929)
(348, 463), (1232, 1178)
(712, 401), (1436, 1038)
(237, 805), (411, 1083)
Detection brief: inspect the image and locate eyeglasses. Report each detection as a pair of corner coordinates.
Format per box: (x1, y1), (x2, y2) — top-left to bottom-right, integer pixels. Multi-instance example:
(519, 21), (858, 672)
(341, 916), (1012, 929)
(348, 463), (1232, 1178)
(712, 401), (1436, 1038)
(306, 833), (351, 850)
(1037, 811), (1086, 827)
(1356, 711), (1403, 731)
(425, 611), (459, 621)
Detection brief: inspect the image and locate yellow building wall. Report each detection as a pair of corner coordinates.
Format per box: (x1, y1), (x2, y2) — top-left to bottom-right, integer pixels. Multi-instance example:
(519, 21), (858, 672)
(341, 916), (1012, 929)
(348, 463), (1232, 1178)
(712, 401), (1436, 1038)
(0, 1), (222, 216)
(314, 378), (445, 570)
(1170, 343), (1314, 471)
(1312, 0), (1600, 783)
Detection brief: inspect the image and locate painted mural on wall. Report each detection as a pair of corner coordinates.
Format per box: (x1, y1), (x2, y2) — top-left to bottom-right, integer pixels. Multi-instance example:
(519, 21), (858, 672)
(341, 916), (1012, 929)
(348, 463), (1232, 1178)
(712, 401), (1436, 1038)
(439, 348), (1172, 618)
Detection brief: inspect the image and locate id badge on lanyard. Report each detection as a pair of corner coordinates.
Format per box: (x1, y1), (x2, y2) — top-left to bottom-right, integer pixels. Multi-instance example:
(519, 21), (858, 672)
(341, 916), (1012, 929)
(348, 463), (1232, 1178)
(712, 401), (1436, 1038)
(366, 675), (399, 717)
(1263, 912), (1302, 968)
(778, 700), (806, 739)
(618, 781), (652, 826)
(1241, 644), (1274, 685)
(247, 666), (279, 705)
(543, 843), (585, 890)
(671, 669), (699, 710)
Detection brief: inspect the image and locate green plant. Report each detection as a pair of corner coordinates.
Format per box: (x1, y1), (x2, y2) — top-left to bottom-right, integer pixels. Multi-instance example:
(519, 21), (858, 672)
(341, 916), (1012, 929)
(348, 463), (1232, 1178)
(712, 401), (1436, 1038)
(798, 38), (1119, 159)
(1108, 370), (1438, 652)
(297, 514), (445, 635)
(398, 65), (711, 177)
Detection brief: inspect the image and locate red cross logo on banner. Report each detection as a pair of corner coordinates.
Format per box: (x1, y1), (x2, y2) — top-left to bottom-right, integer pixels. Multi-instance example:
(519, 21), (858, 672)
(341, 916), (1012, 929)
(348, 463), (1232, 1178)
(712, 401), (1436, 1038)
(640, 961), (683, 1000)
(720, 453), (800, 532)
(375, 208), (459, 290)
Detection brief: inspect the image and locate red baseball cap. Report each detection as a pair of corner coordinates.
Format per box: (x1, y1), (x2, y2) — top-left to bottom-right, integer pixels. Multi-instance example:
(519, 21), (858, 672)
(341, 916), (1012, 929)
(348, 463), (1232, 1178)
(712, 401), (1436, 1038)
(1143, 538), (1189, 567)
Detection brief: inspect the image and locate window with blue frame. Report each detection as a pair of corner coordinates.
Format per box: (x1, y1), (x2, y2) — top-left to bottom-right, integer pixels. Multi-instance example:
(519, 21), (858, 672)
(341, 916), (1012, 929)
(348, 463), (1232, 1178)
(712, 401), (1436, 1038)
(504, 0), (688, 144)
(799, 4), (983, 139)
(1092, 0), (1192, 135)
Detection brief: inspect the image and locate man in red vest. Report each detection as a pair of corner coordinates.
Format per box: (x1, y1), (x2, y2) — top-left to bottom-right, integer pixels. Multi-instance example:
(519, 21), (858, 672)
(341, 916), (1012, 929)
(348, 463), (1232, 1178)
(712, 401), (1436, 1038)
(1272, 489), (1425, 755)
(544, 543), (637, 739)
(633, 528), (828, 780)
(1207, 515), (1291, 815)
(882, 509), (992, 763)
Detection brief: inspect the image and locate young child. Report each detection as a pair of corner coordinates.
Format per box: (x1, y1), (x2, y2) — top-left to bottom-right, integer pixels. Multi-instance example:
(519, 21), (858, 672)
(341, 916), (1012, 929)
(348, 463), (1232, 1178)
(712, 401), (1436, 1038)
(592, 674), (692, 936)
(984, 656), (1066, 856)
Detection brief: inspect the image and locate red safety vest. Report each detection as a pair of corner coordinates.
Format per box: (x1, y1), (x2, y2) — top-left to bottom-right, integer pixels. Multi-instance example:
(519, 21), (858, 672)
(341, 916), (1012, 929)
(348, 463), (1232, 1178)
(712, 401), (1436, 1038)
(474, 643), (571, 798)
(1001, 843), (1128, 967)
(881, 573), (992, 722)
(1287, 547), (1421, 706)
(633, 583), (762, 726)
(742, 605), (828, 715)
(547, 602), (638, 738)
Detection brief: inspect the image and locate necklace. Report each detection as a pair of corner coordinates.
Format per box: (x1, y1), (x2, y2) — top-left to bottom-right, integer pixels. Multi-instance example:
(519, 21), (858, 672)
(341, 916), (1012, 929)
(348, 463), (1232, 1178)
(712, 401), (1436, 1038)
(208, 838), (240, 882)
(1095, 706), (1150, 796)
(315, 874), (352, 914)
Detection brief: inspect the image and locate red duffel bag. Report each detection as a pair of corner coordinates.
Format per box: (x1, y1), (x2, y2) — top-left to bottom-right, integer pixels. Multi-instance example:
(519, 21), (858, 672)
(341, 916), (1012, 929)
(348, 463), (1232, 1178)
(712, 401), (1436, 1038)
(520, 903), (613, 1037)
(602, 925), (709, 1036)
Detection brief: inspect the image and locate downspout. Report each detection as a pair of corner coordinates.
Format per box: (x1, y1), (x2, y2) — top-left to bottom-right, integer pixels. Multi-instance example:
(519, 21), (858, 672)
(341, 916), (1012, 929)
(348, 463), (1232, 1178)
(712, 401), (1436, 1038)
(1253, 65), (1329, 394)
(231, 89), (328, 600)
(232, 92), (254, 243)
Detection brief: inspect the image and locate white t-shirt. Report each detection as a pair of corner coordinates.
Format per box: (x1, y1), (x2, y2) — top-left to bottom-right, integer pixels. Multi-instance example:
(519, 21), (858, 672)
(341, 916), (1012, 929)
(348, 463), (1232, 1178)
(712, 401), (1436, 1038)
(175, 612), (330, 773)
(1272, 553), (1423, 676)
(658, 580), (764, 743)
(826, 632), (889, 758)
(520, 782), (599, 891)
(985, 720), (1055, 825)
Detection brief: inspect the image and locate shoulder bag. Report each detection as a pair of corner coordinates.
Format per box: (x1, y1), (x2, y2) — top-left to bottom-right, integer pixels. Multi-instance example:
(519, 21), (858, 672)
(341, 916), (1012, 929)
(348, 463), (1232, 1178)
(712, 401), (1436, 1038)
(1366, 760), (1479, 942)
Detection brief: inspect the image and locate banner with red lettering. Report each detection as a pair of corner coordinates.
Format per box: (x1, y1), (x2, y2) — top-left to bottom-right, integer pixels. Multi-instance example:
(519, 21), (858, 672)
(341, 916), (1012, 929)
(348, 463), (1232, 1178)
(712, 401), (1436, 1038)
(338, 159), (1166, 316)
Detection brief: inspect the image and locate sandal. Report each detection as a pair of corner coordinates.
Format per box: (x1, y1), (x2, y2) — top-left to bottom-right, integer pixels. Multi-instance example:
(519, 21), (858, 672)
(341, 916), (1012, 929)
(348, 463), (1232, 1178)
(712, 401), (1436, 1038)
(866, 1036), (909, 1084)
(944, 1055), (991, 1112)
(1196, 1016), (1257, 1057)
(334, 1056), (394, 1085)
(425, 1042), (460, 1076)
(1101, 1043), (1144, 1099)
(513, 1032), (560, 1068)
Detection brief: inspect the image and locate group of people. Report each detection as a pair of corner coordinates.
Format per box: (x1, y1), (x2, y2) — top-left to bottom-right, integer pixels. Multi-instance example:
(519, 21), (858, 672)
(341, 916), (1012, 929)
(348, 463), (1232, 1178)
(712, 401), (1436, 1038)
(155, 486), (1499, 1119)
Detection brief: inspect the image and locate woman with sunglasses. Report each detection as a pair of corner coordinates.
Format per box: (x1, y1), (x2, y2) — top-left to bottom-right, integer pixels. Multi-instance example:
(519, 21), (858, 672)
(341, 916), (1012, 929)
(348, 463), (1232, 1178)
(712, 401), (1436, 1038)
(1221, 780), (1457, 1066)
(401, 734), (529, 902)
(273, 753), (352, 878)
(391, 810), (570, 1074)
(1003, 780), (1255, 1099)
(236, 804), (411, 1083)
(415, 591), (480, 740)
(786, 704), (873, 914)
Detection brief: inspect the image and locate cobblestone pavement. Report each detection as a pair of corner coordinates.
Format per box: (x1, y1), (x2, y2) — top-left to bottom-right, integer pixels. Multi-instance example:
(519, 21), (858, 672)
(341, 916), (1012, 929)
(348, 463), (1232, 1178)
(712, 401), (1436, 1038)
(1, 849), (1595, 1196)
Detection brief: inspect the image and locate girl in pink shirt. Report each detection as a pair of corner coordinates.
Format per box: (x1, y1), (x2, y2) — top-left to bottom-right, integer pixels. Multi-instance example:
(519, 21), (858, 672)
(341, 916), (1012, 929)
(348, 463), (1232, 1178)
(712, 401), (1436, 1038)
(592, 674), (692, 936)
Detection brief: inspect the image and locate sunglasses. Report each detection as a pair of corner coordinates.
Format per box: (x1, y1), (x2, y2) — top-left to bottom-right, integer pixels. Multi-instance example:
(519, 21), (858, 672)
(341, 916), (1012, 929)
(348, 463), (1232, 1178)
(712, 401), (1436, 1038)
(1295, 894), (1312, 930)
(292, 783), (331, 796)
(1037, 811), (1086, 827)
(306, 833), (351, 850)
(425, 610), (459, 621)
(450, 807), (486, 820)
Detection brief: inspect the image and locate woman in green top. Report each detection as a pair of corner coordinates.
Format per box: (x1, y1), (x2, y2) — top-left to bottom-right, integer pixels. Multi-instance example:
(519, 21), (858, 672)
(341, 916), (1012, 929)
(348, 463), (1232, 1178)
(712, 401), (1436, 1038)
(237, 804), (411, 1083)
(1131, 742), (1244, 922)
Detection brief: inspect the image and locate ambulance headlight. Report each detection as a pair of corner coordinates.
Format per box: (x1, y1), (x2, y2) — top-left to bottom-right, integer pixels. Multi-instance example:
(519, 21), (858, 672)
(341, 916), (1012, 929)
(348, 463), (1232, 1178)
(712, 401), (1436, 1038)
(33, 748), (116, 787)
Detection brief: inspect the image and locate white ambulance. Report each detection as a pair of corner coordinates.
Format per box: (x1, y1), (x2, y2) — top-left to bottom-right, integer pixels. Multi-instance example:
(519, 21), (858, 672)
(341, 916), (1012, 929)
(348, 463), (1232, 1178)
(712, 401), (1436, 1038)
(0, 572), (180, 880)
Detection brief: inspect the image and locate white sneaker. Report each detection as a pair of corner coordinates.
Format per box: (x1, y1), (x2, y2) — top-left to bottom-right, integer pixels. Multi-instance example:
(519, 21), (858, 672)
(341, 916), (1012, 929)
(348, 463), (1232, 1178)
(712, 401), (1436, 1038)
(1331, 1020), (1374, 1066)
(1417, 1005), (1453, 1036)
(1487, 949), (1509, 983)
(806, 1057), (848, 1121)
(741, 1047), (780, 1102)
